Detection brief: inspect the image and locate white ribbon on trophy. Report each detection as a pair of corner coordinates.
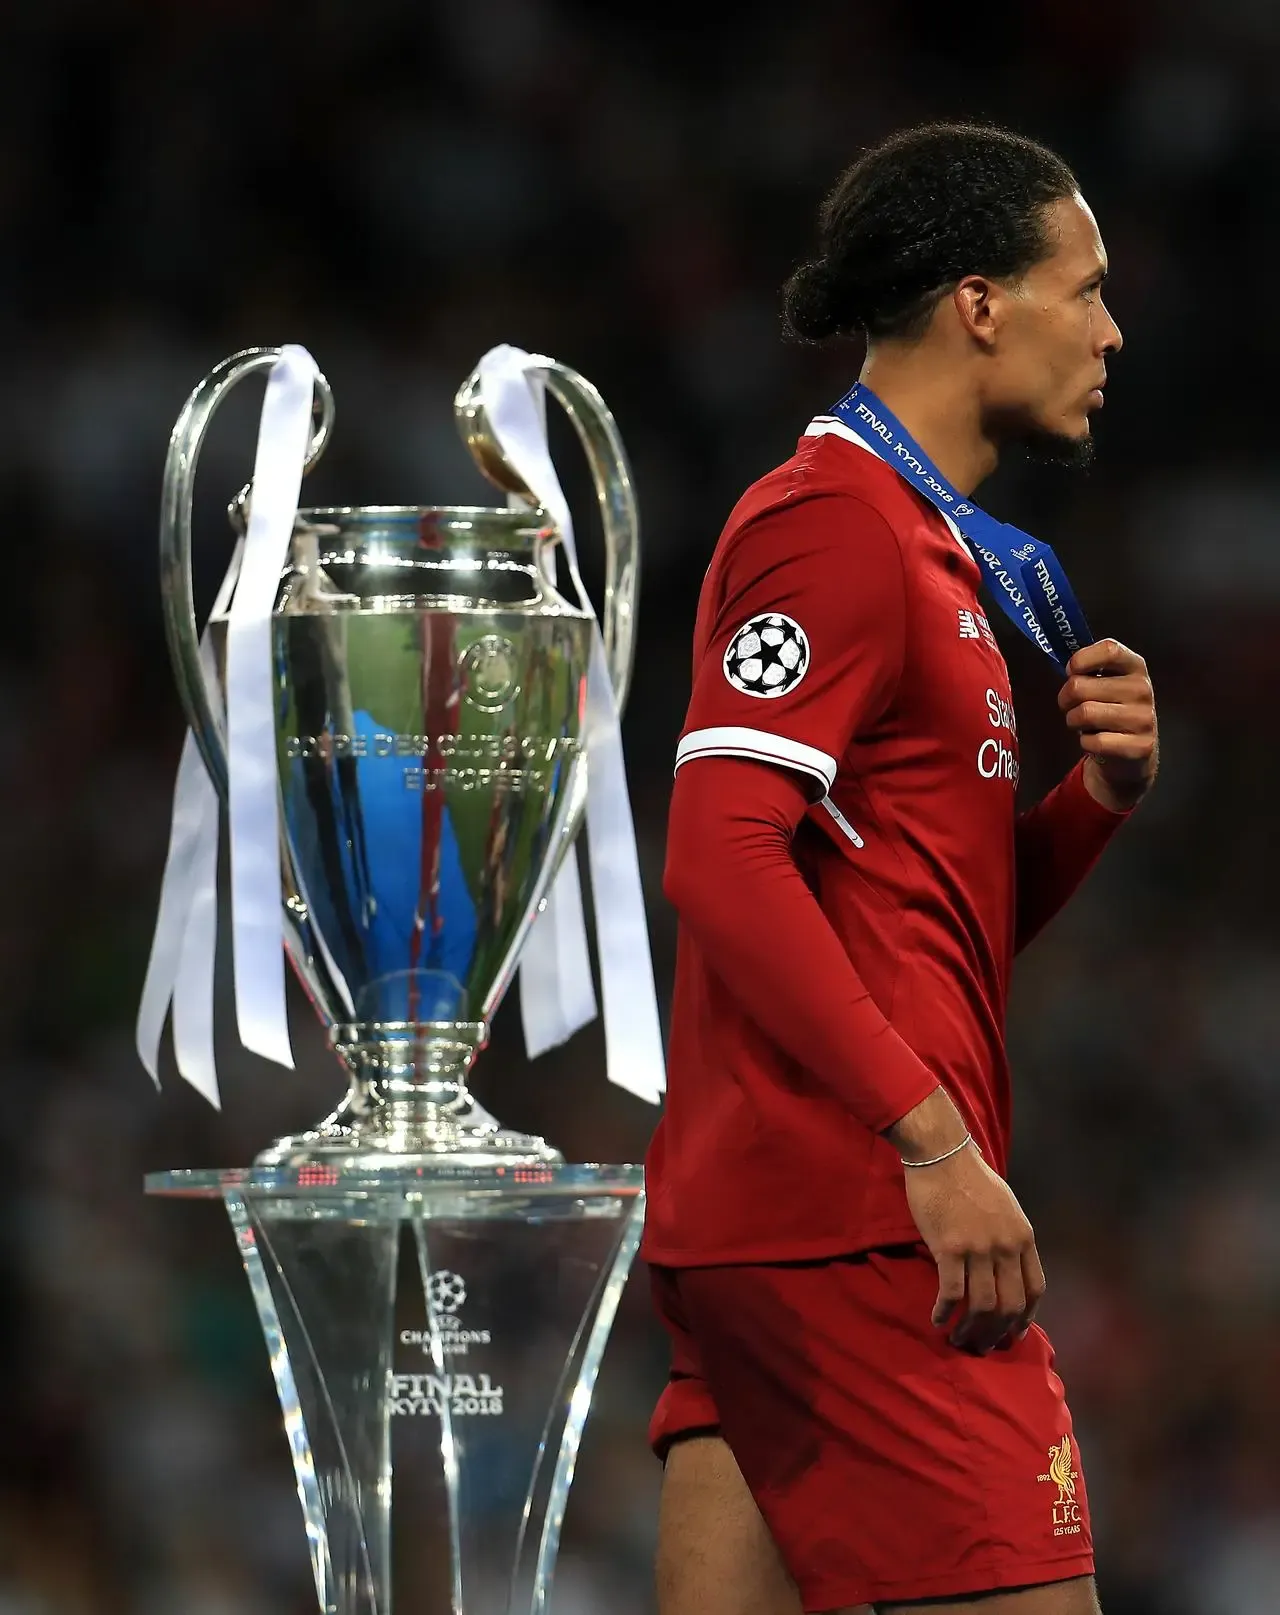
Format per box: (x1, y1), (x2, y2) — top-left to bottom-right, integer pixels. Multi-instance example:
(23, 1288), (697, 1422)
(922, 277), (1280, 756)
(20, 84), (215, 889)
(477, 345), (665, 1105)
(135, 547), (239, 1106)
(137, 345), (318, 1106)
(139, 342), (664, 1110)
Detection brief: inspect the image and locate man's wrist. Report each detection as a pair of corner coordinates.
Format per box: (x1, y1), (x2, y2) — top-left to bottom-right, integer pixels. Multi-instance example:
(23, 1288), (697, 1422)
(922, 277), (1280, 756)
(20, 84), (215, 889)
(884, 1086), (970, 1164)
(1081, 756), (1147, 814)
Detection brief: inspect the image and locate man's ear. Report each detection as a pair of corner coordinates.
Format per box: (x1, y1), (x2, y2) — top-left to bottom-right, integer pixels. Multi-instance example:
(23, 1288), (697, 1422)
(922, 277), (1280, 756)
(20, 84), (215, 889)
(952, 274), (999, 350)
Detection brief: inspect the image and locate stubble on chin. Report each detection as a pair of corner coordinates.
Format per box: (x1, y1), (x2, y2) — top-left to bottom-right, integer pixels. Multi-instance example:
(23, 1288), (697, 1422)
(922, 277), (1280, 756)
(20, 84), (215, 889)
(1019, 428), (1097, 471)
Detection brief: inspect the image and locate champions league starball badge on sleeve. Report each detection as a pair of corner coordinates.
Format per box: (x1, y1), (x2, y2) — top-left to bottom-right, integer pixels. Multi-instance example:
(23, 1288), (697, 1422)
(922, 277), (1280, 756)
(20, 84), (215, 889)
(138, 345), (660, 1614)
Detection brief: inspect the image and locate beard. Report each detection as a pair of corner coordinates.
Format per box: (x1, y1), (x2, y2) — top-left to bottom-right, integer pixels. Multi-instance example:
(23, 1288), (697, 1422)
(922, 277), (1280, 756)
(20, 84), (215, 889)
(1018, 427), (1097, 471)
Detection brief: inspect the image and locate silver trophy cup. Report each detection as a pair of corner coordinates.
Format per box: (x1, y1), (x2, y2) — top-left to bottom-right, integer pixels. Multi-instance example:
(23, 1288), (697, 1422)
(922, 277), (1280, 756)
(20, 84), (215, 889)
(160, 346), (638, 1166)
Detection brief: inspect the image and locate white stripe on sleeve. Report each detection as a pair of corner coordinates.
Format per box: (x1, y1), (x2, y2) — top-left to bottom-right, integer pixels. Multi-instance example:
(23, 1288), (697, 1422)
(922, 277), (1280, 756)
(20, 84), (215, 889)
(674, 726), (838, 794)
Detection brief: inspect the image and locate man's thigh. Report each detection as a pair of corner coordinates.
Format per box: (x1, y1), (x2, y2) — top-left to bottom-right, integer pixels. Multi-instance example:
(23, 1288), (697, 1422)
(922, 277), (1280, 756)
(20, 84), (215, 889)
(656, 1436), (804, 1615)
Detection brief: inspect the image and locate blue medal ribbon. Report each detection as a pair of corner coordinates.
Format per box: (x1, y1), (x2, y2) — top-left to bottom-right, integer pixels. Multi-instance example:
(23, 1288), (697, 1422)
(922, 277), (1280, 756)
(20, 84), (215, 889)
(827, 383), (1092, 675)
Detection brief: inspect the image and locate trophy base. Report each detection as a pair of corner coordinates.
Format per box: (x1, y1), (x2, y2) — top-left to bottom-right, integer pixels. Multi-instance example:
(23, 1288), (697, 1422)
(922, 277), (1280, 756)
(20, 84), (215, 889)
(255, 1087), (563, 1171)
(145, 1164), (645, 1614)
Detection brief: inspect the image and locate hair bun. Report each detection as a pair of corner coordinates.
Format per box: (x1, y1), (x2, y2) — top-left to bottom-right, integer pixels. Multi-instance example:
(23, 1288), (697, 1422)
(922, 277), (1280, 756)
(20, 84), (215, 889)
(782, 257), (853, 342)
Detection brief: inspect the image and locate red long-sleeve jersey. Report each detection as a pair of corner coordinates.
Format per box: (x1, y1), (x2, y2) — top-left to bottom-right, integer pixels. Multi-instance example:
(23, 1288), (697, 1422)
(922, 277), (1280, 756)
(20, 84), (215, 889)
(642, 418), (1129, 1266)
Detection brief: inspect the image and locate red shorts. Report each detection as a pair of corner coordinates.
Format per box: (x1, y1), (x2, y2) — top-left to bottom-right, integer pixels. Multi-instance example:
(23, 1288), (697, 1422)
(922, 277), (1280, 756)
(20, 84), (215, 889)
(650, 1245), (1094, 1612)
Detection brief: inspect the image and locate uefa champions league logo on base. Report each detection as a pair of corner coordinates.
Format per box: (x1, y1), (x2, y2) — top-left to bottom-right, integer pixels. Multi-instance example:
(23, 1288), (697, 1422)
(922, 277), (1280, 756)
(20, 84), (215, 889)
(428, 1270), (468, 1316)
(393, 1270), (503, 1418)
(400, 1270), (495, 1361)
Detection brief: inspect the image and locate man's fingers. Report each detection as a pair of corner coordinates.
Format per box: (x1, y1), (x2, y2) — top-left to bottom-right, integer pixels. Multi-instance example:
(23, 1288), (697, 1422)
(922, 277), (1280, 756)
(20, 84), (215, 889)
(1057, 672), (1152, 713)
(932, 1253), (967, 1328)
(1063, 700), (1153, 735)
(1015, 1246), (1047, 1340)
(953, 1251), (1032, 1352)
(948, 1255), (1000, 1350)
(1066, 638), (1144, 678)
(964, 1255), (998, 1320)
(1079, 731), (1157, 760)
(994, 1251), (1027, 1321)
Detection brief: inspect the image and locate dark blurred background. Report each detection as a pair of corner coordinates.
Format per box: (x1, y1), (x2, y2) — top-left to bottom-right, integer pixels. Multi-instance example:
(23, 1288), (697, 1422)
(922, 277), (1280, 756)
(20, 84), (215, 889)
(3, 1), (1280, 1611)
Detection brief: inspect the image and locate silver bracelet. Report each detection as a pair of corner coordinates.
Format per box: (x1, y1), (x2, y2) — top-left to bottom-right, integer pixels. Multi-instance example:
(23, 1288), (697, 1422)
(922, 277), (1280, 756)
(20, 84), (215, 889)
(900, 1132), (973, 1169)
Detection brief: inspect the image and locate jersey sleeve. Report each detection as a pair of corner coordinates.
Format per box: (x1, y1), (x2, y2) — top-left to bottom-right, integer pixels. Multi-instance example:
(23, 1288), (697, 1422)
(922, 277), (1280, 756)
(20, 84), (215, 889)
(677, 493), (907, 797)
(665, 756), (941, 1133)
(1014, 760), (1132, 951)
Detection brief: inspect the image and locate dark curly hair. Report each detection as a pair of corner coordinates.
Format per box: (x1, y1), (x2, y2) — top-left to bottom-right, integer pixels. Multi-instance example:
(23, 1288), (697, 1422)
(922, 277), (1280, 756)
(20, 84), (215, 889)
(783, 122), (1079, 344)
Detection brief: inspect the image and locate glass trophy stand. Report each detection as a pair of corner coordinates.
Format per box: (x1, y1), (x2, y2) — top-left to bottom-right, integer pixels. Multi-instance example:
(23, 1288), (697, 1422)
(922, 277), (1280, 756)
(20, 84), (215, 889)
(145, 1163), (644, 1614)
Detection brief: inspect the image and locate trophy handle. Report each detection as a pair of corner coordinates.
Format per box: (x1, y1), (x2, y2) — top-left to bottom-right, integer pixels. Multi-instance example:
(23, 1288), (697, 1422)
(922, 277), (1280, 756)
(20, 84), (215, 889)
(455, 357), (642, 1028)
(455, 358), (640, 714)
(159, 346), (334, 796)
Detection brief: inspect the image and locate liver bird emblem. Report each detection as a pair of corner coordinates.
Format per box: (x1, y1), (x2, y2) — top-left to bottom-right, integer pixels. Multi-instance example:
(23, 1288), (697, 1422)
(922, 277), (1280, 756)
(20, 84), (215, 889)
(1048, 1437), (1076, 1505)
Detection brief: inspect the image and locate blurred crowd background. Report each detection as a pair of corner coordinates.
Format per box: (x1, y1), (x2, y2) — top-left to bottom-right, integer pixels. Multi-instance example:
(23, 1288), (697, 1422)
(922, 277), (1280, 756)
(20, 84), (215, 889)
(4, 0), (1280, 1611)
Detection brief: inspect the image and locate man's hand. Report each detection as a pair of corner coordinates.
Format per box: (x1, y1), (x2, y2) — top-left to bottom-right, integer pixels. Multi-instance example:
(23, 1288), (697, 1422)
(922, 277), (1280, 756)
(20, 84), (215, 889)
(1058, 638), (1158, 812)
(886, 1089), (1046, 1354)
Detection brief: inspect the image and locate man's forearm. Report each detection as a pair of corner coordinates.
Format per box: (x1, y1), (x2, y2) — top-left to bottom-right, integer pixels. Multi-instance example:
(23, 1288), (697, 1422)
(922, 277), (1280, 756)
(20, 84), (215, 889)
(664, 757), (939, 1134)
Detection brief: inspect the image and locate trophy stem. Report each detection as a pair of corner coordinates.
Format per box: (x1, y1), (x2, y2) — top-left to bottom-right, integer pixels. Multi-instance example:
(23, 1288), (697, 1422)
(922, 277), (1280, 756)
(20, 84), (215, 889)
(255, 1023), (563, 1169)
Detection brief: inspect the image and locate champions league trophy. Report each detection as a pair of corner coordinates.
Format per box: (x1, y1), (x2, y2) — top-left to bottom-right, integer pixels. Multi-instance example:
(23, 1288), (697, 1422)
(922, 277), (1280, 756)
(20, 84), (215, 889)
(139, 344), (661, 1613)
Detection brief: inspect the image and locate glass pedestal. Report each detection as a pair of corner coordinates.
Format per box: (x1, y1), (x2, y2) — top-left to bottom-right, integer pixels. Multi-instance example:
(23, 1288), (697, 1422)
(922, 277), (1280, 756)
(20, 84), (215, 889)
(145, 1163), (644, 1615)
